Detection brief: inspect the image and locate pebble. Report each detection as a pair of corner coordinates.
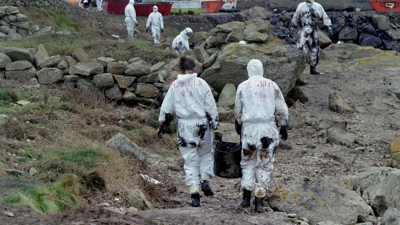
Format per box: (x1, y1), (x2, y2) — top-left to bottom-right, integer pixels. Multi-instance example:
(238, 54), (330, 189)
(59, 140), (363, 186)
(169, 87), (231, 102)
(3, 211), (15, 217)
(287, 213), (297, 218)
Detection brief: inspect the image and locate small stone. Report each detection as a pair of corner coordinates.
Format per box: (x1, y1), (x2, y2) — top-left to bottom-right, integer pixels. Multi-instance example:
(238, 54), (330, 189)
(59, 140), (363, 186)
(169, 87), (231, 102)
(287, 213), (297, 218)
(3, 211), (14, 217)
(29, 167), (37, 176)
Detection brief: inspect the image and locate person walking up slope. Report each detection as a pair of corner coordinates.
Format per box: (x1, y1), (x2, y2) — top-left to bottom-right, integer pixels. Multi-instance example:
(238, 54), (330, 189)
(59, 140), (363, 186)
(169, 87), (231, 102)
(290, 0), (332, 74)
(235, 59), (289, 213)
(146, 6), (164, 45)
(158, 56), (222, 207)
(125, 0), (139, 39)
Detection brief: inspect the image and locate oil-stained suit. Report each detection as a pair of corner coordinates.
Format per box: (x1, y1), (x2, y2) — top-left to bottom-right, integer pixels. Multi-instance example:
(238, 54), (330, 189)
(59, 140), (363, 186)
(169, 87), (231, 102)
(290, 0), (332, 73)
(235, 59), (289, 199)
(159, 73), (219, 193)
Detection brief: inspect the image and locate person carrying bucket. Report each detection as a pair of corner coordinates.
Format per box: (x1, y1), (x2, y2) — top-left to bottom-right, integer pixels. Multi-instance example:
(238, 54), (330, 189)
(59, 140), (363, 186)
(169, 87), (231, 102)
(234, 59), (289, 213)
(158, 55), (223, 207)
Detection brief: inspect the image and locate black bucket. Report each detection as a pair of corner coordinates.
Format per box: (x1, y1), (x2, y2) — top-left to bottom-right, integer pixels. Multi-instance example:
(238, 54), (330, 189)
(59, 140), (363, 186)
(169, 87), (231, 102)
(214, 141), (242, 178)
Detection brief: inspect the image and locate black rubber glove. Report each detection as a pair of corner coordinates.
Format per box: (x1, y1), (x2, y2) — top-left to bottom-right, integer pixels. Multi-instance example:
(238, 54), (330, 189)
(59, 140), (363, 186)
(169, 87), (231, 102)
(146, 28), (149, 33)
(161, 28), (164, 33)
(328, 29), (333, 38)
(214, 130), (223, 142)
(235, 120), (242, 136)
(279, 127), (288, 141)
(157, 125), (164, 139)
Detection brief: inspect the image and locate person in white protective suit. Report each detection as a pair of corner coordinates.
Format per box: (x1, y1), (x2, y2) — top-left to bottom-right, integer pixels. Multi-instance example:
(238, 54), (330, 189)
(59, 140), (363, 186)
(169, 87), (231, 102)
(96, 0), (103, 12)
(289, 0), (332, 74)
(125, 0), (139, 38)
(234, 59), (289, 213)
(146, 6), (164, 45)
(172, 28), (194, 54)
(158, 55), (222, 207)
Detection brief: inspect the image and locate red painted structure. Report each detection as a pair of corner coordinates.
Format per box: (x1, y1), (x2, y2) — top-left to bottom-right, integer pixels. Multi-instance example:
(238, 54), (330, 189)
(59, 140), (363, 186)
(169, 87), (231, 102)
(201, 0), (225, 13)
(102, 0), (173, 16)
(369, 0), (400, 11)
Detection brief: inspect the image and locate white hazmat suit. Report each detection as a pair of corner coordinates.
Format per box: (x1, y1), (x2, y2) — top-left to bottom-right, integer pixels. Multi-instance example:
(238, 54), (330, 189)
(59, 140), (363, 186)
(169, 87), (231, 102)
(97, 0), (103, 12)
(125, 0), (138, 38)
(172, 28), (193, 54)
(290, 0), (332, 72)
(146, 6), (164, 45)
(235, 59), (289, 198)
(159, 73), (219, 193)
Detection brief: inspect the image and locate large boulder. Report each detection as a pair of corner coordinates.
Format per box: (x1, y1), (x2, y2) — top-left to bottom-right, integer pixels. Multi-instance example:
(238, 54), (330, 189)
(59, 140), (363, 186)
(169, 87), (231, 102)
(201, 37), (306, 94)
(36, 68), (63, 85)
(126, 188), (153, 211)
(69, 62), (103, 76)
(125, 60), (151, 76)
(339, 27), (358, 41)
(0, 53), (11, 69)
(5, 67), (37, 80)
(105, 84), (123, 101)
(339, 167), (400, 217)
(1, 47), (34, 63)
(93, 73), (115, 88)
(372, 15), (391, 31)
(383, 208), (400, 225)
(268, 180), (375, 225)
(5, 60), (32, 71)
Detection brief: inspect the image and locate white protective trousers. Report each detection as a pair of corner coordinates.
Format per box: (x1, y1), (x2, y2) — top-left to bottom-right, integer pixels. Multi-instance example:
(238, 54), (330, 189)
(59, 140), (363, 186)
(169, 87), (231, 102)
(159, 73), (219, 190)
(146, 10), (164, 45)
(97, 0), (103, 12)
(235, 59), (289, 198)
(125, 0), (137, 38)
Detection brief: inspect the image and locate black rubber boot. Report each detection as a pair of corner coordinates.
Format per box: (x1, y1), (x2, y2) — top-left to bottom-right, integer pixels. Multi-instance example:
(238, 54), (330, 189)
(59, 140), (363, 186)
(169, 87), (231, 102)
(201, 180), (214, 196)
(254, 197), (264, 213)
(310, 65), (320, 75)
(191, 193), (200, 207)
(240, 189), (252, 207)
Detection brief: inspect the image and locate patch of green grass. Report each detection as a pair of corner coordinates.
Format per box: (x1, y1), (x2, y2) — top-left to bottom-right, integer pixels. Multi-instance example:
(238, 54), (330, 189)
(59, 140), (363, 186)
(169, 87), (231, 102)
(54, 148), (104, 170)
(43, 10), (83, 32)
(0, 89), (19, 106)
(122, 123), (134, 131)
(6, 174), (82, 214)
(20, 149), (37, 159)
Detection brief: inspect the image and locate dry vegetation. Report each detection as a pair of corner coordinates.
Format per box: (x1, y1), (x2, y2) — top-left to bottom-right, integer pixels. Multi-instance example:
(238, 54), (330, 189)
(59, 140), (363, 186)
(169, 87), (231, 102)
(0, 5), (184, 211)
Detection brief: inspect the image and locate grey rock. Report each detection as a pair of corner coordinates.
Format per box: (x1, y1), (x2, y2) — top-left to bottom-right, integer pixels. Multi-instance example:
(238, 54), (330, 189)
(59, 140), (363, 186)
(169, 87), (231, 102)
(126, 188), (153, 210)
(217, 83), (236, 108)
(0, 32), (7, 41)
(77, 79), (94, 92)
(73, 48), (90, 63)
(0, 26), (11, 35)
(340, 167), (400, 217)
(203, 52), (218, 68)
(319, 31), (332, 49)
(329, 93), (355, 114)
(63, 75), (80, 82)
(288, 108), (304, 130)
(69, 62), (104, 76)
(39, 55), (62, 68)
(9, 21), (29, 30)
(135, 83), (159, 98)
(4, 6), (19, 15)
(128, 57), (142, 64)
(97, 56), (116, 68)
(194, 47), (210, 63)
(7, 29), (22, 42)
(5, 67), (36, 80)
(151, 61), (165, 73)
(105, 84), (123, 100)
(35, 44), (49, 67)
(113, 75), (136, 89)
(57, 60), (68, 69)
(15, 13), (28, 22)
(339, 27), (358, 41)
(105, 133), (160, 164)
(383, 208), (400, 225)
(0, 53), (12, 69)
(123, 91), (136, 101)
(107, 62), (127, 74)
(268, 180), (374, 225)
(125, 60), (151, 76)
(327, 127), (357, 147)
(137, 73), (159, 83)
(5, 60), (32, 71)
(93, 73), (115, 88)
(201, 41), (306, 94)
(36, 68), (63, 85)
(29, 167), (37, 176)
(64, 56), (77, 67)
(1, 47), (34, 63)
(372, 15), (391, 31)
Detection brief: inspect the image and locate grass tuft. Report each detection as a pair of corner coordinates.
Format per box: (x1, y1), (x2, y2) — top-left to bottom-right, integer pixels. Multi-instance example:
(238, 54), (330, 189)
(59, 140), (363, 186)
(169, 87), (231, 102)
(5, 174), (82, 214)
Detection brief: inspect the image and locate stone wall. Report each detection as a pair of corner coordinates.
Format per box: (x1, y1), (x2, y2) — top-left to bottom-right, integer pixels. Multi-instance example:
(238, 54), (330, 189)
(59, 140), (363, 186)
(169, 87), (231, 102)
(0, 0), (105, 22)
(269, 0), (374, 11)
